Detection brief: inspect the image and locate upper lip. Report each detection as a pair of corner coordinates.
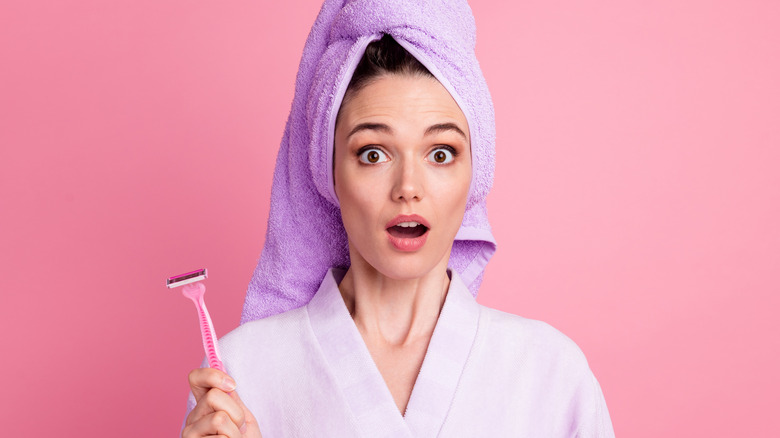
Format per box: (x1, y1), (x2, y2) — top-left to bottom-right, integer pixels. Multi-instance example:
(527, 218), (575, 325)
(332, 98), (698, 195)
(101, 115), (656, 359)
(385, 214), (431, 229)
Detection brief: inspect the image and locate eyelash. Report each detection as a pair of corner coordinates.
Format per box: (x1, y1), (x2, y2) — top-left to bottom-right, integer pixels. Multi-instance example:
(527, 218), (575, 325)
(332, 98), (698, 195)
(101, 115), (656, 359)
(355, 145), (459, 164)
(429, 145), (458, 164)
(356, 146), (389, 164)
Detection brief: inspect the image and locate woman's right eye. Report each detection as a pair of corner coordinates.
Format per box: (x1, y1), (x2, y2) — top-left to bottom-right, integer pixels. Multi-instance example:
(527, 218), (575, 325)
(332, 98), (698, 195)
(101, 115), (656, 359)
(358, 148), (389, 164)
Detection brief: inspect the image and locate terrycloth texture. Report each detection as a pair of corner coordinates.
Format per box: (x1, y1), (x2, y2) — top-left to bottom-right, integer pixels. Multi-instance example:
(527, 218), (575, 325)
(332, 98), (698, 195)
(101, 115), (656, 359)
(189, 269), (615, 436)
(241, 0), (497, 323)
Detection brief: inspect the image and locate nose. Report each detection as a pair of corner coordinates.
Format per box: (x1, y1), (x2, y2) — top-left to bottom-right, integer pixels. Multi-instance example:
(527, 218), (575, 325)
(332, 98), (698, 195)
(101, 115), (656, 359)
(391, 155), (424, 202)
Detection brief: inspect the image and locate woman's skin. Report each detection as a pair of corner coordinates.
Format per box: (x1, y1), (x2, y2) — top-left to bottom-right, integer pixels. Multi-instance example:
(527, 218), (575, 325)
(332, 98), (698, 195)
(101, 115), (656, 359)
(334, 73), (471, 415)
(183, 73), (471, 437)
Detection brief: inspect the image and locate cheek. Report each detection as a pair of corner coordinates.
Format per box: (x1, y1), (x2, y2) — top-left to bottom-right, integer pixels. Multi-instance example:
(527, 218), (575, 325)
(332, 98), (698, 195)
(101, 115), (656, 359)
(438, 165), (471, 203)
(336, 168), (382, 235)
(430, 166), (471, 233)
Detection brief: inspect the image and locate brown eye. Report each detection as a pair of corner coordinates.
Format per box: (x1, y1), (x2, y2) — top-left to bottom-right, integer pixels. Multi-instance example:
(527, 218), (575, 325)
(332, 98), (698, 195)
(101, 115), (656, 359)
(358, 148), (388, 164)
(428, 147), (454, 164)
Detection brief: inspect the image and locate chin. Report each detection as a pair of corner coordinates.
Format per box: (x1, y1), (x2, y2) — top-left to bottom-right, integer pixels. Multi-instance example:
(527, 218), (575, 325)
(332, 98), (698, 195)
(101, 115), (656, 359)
(364, 247), (450, 281)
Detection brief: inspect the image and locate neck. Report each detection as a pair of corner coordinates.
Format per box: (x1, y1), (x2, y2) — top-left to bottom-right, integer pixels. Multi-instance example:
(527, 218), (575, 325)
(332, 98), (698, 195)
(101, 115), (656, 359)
(338, 257), (450, 347)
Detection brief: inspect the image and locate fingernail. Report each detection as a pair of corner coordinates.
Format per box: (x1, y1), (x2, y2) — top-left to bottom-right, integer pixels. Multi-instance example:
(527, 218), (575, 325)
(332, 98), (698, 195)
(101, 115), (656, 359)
(240, 422), (248, 434)
(221, 376), (237, 392)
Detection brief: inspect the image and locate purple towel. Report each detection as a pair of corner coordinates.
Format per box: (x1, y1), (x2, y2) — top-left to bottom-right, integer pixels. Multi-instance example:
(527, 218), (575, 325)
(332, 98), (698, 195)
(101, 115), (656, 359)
(241, 0), (497, 324)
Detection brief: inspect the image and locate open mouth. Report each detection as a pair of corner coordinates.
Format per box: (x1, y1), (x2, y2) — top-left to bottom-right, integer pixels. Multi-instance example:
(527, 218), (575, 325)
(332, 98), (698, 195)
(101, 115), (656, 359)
(386, 221), (428, 238)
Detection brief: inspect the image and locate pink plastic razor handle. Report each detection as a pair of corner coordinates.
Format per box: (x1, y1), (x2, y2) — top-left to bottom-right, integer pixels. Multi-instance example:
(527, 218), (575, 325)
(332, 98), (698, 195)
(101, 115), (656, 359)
(181, 282), (225, 372)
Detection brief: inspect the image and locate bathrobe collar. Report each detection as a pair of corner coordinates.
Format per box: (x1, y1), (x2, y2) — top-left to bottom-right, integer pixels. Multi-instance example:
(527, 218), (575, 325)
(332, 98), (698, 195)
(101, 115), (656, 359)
(306, 268), (481, 437)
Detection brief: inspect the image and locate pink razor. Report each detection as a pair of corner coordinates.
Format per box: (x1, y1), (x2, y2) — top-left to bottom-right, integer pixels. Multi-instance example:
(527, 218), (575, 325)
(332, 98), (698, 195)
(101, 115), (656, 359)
(166, 269), (225, 372)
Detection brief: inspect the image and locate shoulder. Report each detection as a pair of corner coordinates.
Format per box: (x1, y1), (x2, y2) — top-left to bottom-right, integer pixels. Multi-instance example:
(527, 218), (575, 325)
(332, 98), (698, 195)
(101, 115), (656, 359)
(218, 305), (311, 356)
(457, 305), (614, 435)
(476, 305), (591, 375)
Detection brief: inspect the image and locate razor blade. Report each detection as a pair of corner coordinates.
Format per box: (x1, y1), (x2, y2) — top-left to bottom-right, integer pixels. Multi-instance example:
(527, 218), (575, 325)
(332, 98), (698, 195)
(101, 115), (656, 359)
(166, 268), (208, 288)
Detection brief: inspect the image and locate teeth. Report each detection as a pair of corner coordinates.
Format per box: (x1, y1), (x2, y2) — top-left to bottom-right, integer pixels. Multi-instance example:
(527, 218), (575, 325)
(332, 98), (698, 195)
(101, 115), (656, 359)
(397, 221), (421, 228)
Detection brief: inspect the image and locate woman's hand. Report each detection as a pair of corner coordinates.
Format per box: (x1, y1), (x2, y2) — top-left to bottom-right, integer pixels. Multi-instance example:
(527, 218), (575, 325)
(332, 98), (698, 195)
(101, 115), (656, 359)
(182, 368), (262, 438)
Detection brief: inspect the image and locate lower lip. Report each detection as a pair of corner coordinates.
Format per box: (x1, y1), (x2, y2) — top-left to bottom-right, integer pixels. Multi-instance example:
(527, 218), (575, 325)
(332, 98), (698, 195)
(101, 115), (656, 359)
(387, 229), (428, 252)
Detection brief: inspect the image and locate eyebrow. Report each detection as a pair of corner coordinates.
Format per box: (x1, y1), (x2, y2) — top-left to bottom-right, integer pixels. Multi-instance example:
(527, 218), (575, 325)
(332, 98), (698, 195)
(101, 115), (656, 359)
(424, 123), (467, 140)
(346, 123), (392, 140)
(346, 122), (467, 141)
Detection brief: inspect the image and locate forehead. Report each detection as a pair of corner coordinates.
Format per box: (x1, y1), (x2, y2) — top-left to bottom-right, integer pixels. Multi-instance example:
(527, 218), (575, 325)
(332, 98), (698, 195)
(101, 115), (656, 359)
(337, 74), (469, 136)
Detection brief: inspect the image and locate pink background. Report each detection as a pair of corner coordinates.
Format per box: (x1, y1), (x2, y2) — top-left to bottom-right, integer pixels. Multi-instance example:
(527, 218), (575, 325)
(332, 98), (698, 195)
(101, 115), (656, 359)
(2, 0), (778, 436)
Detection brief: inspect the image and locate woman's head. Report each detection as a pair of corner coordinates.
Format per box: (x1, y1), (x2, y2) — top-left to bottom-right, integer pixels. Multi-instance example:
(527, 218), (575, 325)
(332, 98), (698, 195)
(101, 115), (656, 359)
(333, 35), (472, 280)
(243, 0), (497, 322)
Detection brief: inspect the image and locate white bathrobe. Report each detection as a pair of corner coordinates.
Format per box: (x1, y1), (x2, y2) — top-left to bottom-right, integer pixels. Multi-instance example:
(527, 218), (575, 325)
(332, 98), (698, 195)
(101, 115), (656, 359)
(185, 268), (614, 437)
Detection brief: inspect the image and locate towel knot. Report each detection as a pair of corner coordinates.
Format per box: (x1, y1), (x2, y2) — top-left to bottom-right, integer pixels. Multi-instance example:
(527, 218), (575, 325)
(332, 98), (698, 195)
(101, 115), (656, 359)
(329, 0), (477, 50)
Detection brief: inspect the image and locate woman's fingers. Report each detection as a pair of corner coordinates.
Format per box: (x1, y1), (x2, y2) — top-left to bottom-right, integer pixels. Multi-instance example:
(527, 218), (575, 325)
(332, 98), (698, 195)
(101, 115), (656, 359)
(185, 367), (262, 437)
(182, 410), (243, 438)
(186, 387), (246, 431)
(188, 367), (237, 401)
(229, 391), (262, 436)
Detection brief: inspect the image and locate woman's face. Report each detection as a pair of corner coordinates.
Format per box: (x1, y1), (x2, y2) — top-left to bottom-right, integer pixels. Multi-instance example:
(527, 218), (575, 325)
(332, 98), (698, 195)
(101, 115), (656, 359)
(334, 74), (471, 280)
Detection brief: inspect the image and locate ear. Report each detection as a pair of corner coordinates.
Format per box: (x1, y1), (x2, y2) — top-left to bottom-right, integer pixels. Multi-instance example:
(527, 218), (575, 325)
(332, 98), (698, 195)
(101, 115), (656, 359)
(331, 145), (340, 202)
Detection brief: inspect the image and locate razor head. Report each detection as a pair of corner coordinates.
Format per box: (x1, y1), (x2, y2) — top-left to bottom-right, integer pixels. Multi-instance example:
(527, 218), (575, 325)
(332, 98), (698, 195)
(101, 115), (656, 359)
(166, 268), (208, 288)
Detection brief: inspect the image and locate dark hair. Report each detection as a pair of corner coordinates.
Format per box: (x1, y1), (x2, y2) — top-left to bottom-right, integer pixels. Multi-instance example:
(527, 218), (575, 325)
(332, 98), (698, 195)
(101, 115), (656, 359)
(341, 34), (434, 106)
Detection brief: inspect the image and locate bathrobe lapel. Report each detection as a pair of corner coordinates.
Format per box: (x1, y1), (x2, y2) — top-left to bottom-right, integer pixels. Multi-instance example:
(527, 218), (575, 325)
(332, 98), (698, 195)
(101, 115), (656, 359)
(306, 268), (480, 437)
(402, 270), (480, 436)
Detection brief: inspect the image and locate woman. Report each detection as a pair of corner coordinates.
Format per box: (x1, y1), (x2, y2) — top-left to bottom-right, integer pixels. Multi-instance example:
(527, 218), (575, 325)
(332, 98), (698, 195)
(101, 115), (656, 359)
(183, 1), (613, 436)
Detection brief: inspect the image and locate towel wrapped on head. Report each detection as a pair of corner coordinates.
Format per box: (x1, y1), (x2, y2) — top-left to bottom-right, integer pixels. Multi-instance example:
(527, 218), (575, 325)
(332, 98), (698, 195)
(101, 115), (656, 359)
(241, 0), (497, 324)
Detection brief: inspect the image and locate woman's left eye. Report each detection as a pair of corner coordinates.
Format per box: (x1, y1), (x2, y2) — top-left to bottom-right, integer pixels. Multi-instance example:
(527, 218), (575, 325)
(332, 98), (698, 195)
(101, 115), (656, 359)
(427, 147), (455, 164)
